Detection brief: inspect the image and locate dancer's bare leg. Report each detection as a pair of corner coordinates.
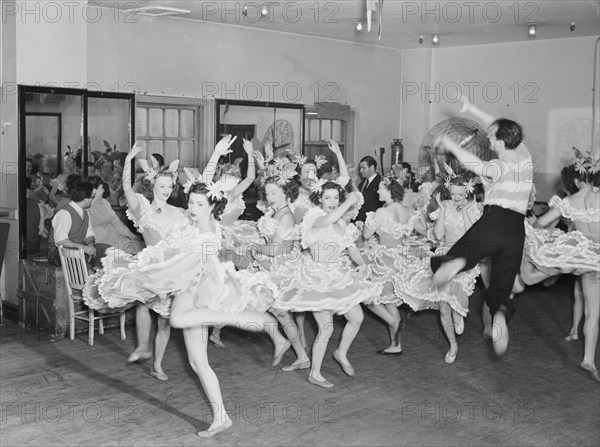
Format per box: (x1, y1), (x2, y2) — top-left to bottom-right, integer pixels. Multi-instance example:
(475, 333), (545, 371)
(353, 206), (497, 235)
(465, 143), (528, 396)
(183, 326), (232, 437)
(150, 316), (170, 380)
(440, 302), (458, 363)
(294, 312), (307, 348)
(580, 272), (600, 382)
(275, 312), (310, 370)
(309, 311), (334, 385)
(434, 257), (467, 288)
(170, 292), (290, 364)
(520, 261), (553, 286)
(367, 304), (402, 352)
(129, 304), (152, 362)
(334, 305), (364, 376)
(566, 277), (584, 341)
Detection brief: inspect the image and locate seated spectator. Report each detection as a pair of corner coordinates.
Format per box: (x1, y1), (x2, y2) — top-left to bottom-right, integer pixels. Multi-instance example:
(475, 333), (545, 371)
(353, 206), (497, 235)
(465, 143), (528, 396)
(87, 176), (144, 255)
(47, 179), (109, 268)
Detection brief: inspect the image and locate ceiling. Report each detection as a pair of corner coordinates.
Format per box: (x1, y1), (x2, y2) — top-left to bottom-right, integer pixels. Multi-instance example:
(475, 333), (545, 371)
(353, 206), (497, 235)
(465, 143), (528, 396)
(103, 0), (600, 50)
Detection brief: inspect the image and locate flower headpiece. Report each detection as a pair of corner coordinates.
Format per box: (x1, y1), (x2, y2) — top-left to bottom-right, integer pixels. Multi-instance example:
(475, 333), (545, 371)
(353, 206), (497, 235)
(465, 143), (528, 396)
(262, 156), (299, 187)
(314, 155), (327, 169)
(182, 167), (204, 194)
(295, 155), (308, 167)
(310, 176), (348, 194)
(205, 182), (224, 201)
(572, 146), (600, 176)
(442, 161), (475, 193)
(139, 156), (179, 183)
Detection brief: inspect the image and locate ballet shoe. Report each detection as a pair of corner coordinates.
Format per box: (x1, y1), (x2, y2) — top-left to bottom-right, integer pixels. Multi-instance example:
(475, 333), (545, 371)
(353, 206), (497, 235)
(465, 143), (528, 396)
(282, 360), (311, 372)
(444, 350), (458, 364)
(149, 369), (168, 381)
(308, 375), (334, 388)
(512, 275), (525, 295)
(492, 309), (509, 357)
(377, 349), (403, 356)
(564, 333), (579, 342)
(197, 418), (233, 438)
(272, 340), (291, 367)
(210, 334), (226, 348)
(454, 316), (465, 335)
(333, 350), (355, 377)
(580, 362), (600, 383)
(127, 350), (152, 363)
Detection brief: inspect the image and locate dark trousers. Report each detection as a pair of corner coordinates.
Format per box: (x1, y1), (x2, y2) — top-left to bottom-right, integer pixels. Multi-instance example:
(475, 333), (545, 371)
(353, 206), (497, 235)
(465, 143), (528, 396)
(430, 205), (525, 318)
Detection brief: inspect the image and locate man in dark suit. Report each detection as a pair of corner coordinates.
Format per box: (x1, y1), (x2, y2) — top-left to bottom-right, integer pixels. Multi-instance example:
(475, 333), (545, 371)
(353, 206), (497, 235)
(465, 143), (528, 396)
(355, 155), (384, 222)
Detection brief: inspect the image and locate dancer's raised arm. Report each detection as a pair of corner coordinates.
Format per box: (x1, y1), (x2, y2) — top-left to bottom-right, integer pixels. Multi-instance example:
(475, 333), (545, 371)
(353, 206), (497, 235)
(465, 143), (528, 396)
(202, 135), (237, 183)
(313, 192), (360, 228)
(436, 135), (492, 180)
(328, 140), (349, 180)
(459, 95), (495, 128)
(229, 139), (256, 199)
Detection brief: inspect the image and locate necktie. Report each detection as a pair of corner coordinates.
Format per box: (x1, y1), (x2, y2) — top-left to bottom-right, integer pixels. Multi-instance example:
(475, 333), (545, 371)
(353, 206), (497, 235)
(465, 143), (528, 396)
(361, 179), (370, 193)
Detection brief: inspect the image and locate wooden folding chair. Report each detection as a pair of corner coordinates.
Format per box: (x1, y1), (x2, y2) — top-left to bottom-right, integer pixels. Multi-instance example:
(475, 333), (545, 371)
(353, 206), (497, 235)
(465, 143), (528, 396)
(58, 245), (126, 346)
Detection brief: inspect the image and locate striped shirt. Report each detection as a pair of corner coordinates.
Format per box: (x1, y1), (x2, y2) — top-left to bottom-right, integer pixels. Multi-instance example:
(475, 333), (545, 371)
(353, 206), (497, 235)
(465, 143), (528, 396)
(481, 144), (534, 215)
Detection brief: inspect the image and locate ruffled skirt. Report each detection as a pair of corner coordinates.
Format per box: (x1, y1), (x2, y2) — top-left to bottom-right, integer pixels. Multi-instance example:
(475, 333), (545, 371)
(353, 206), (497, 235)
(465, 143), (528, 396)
(393, 244), (479, 317)
(268, 252), (382, 315)
(83, 245), (278, 318)
(524, 224), (600, 277)
(360, 245), (405, 306)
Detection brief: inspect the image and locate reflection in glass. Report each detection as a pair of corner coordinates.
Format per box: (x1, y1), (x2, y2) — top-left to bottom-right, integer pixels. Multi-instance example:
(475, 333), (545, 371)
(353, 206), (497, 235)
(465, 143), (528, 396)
(23, 91), (83, 257)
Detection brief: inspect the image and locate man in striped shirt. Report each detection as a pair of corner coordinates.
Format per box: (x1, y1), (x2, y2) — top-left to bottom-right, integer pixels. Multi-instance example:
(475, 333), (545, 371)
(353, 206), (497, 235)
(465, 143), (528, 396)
(431, 96), (534, 357)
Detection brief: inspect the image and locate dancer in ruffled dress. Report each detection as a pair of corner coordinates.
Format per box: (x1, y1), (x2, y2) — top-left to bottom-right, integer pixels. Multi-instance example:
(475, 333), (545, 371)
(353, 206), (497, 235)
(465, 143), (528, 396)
(291, 141), (362, 347)
(360, 176), (425, 355)
(164, 182), (292, 437)
(84, 142), (189, 381)
(247, 173), (311, 371)
(430, 173), (482, 363)
(199, 137), (258, 345)
(270, 180), (381, 387)
(520, 152), (600, 382)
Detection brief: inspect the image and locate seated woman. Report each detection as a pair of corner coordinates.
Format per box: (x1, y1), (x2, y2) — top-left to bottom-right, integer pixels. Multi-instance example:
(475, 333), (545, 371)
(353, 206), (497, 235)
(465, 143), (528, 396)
(86, 176), (144, 255)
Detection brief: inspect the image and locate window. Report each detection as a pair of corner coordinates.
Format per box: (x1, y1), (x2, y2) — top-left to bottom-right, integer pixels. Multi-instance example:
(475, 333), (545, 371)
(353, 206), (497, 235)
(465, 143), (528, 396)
(303, 109), (355, 169)
(135, 103), (199, 168)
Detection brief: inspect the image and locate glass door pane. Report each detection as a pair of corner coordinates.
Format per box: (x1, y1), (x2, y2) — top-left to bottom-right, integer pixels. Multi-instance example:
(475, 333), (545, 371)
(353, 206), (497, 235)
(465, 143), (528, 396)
(23, 90), (83, 257)
(87, 96), (132, 207)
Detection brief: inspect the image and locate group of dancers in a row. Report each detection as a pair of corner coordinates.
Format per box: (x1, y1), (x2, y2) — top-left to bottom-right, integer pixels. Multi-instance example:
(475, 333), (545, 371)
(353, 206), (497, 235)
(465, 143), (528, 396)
(78, 96), (599, 437)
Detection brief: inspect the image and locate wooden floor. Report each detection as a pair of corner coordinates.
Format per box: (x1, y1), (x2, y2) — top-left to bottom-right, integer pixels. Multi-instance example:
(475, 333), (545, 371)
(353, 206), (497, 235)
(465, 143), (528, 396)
(1, 275), (599, 447)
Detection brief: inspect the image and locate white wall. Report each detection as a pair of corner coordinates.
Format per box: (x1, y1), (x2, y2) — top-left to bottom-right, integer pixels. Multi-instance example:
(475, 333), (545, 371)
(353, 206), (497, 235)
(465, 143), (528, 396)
(85, 12), (403, 169)
(402, 36), (599, 200)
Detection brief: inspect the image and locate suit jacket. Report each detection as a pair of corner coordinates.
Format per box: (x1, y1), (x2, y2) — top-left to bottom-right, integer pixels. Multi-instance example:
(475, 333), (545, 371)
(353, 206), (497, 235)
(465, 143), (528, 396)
(355, 173), (384, 222)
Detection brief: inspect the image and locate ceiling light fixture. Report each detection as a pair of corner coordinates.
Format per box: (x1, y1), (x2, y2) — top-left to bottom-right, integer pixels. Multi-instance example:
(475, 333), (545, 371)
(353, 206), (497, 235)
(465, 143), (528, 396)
(528, 24), (537, 39)
(432, 33), (440, 46)
(136, 6), (190, 17)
